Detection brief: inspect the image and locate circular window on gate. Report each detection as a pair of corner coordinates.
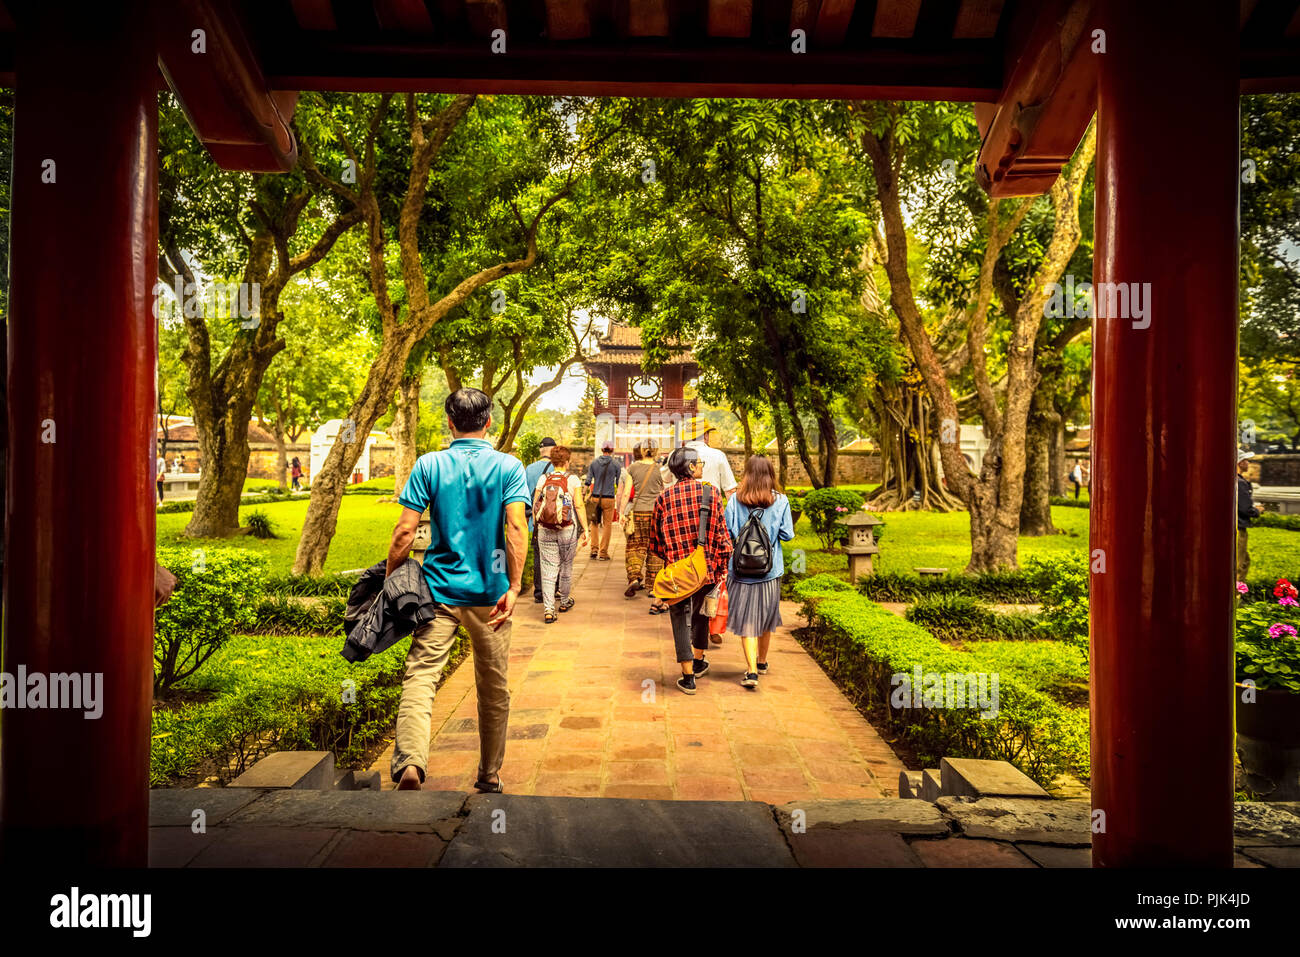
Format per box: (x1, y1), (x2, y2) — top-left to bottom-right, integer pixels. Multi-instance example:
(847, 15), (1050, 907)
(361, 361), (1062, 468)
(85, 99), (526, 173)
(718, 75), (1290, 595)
(630, 375), (662, 401)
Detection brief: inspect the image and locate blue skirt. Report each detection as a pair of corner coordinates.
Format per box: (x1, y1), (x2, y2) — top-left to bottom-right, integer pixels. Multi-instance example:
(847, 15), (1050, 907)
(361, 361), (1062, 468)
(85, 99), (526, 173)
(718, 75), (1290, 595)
(725, 574), (783, 637)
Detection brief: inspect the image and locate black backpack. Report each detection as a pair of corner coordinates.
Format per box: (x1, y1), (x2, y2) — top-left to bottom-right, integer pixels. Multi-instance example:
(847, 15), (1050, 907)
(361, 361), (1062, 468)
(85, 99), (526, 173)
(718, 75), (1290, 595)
(733, 506), (773, 579)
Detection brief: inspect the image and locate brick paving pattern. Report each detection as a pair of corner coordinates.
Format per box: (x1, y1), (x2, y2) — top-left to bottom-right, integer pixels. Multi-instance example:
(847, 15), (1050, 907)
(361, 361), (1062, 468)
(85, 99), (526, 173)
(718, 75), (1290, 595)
(370, 529), (905, 801)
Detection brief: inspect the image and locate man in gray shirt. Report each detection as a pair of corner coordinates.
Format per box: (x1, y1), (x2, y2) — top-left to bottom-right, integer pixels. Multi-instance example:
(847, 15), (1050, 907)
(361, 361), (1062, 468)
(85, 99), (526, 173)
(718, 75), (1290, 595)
(586, 441), (622, 560)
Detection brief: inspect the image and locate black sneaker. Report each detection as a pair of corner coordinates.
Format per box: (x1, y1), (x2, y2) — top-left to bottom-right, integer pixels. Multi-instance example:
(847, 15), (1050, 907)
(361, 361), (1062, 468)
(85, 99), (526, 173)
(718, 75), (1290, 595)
(692, 657), (710, 677)
(756, 662), (769, 675)
(533, 594), (544, 603)
(676, 675), (697, 695)
(741, 673), (758, 689)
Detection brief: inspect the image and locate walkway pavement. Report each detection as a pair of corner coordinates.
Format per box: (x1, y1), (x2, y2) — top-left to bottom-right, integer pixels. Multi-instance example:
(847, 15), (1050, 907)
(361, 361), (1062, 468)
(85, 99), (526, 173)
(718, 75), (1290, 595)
(370, 528), (906, 801)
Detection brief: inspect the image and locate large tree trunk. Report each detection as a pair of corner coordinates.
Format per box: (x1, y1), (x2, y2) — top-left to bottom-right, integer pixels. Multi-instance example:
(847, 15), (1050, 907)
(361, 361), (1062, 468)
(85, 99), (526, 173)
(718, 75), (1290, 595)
(1019, 381), (1059, 536)
(391, 370), (421, 497)
(769, 397), (789, 488)
(186, 397), (256, 537)
(272, 416), (288, 492)
(293, 338), (409, 574)
(1048, 408), (1067, 496)
(866, 374), (964, 512)
(737, 405), (753, 459)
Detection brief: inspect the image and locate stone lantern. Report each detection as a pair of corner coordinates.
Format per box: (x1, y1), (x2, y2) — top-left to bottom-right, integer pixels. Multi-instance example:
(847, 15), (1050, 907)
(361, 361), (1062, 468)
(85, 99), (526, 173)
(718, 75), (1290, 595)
(411, 508), (432, 563)
(842, 511), (883, 581)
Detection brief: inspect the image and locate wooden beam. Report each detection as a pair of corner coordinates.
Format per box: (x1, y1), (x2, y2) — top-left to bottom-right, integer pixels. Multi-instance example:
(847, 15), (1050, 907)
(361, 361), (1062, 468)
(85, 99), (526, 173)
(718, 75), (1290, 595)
(615, 0), (672, 36)
(157, 0), (298, 171)
(546, 0), (593, 39)
(289, 0), (336, 30)
(788, 0), (818, 36)
(374, 0), (436, 32)
(872, 0), (922, 38)
(975, 0), (1097, 196)
(814, 0), (855, 45)
(707, 0), (753, 37)
(952, 0), (1004, 39)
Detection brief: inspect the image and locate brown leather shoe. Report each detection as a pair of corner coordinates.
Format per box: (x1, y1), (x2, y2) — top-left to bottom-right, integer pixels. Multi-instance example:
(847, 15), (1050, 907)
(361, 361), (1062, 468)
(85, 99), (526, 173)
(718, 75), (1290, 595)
(624, 581), (640, 598)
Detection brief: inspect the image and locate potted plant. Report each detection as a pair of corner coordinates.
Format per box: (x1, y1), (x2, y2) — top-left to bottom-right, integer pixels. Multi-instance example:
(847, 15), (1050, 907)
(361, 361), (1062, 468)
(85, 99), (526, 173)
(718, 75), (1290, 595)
(1234, 577), (1300, 799)
(787, 491), (804, 528)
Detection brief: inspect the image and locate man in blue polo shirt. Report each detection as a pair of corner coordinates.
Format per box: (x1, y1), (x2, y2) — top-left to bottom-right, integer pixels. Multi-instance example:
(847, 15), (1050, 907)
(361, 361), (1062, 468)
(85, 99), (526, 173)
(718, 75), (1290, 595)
(385, 388), (530, 793)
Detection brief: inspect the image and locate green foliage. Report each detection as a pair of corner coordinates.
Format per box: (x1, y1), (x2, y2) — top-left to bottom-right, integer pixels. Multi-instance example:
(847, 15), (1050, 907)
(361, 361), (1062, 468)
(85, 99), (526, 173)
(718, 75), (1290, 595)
(150, 631), (468, 786)
(157, 490), (310, 515)
(1256, 510), (1300, 532)
(905, 594), (1038, 643)
(793, 575), (1089, 785)
(153, 546), (268, 696)
(254, 594), (346, 635)
(264, 572), (360, 597)
(802, 487), (867, 549)
(1236, 579), (1300, 693)
(516, 430), (542, 466)
(858, 567), (1053, 604)
(244, 509), (277, 539)
(1030, 556), (1091, 660)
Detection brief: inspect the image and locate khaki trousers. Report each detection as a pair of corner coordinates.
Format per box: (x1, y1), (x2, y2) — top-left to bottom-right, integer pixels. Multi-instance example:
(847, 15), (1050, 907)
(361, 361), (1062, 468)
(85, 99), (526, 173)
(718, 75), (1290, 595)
(1237, 527), (1250, 582)
(593, 495), (616, 557)
(391, 603), (511, 784)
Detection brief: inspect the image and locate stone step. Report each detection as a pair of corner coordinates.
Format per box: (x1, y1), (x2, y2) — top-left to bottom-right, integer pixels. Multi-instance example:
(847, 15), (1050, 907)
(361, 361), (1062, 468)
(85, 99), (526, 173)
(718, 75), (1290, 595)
(230, 751), (335, 790)
(898, 770), (924, 799)
(920, 768), (943, 801)
(940, 758), (1051, 800)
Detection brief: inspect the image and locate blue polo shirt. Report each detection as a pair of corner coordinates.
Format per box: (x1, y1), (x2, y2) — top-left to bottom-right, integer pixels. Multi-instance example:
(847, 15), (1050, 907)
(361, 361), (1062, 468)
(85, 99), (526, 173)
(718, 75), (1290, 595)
(399, 438), (530, 607)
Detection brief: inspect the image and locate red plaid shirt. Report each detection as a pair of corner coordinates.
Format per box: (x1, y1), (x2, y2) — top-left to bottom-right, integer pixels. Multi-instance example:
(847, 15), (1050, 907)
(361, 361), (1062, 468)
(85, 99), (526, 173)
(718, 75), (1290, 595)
(648, 479), (732, 584)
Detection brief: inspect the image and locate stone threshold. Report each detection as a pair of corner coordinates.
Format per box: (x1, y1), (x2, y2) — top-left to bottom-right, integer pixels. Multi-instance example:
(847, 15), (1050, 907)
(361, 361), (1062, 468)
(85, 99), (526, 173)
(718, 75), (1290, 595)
(147, 788), (1300, 868)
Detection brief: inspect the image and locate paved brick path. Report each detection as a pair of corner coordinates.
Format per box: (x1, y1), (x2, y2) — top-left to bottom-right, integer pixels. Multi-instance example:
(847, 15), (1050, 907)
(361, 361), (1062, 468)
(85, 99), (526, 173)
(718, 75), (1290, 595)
(371, 529), (905, 801)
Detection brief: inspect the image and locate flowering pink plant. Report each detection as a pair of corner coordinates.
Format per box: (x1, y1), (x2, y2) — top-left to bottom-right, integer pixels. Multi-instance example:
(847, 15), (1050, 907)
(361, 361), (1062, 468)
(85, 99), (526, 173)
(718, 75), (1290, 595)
(1281, 596), (1298, 607)
(1268, 623), (1298, 640)
(1236, 581), (1249, 595)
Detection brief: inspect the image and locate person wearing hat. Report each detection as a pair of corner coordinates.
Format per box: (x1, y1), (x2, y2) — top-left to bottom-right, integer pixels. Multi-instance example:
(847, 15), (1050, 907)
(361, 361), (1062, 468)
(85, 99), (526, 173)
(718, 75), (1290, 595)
(523, 437), (557, 603)
(683, 415), (737, 497)
(1238, 449), (1261, 581)
(587, 439), (623, 560)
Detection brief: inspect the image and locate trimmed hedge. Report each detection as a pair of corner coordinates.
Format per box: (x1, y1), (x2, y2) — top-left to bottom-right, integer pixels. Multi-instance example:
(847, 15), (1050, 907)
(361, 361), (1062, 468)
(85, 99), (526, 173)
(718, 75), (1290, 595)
(905, 594), (1040, 643)
(264, 571), (361, 597)
(857, 566), (1054, 604)
(794, 574), (1089, 786)
(157, 490), (311, 515)
(150, 631), (468, 786)
(1255, 511), (1300, 532)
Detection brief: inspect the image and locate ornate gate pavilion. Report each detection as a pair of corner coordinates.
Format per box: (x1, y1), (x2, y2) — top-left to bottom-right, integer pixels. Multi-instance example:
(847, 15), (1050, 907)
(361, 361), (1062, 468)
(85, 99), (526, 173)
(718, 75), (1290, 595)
(1, 0), (1297, 868)
(584, 321), (699, 455)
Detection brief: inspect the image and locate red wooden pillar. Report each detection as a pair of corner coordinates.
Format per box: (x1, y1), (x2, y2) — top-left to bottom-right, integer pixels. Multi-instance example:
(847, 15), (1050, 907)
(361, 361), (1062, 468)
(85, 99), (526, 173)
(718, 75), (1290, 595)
(1090, 0), (1239, 867)
(1, 3), (157, 867)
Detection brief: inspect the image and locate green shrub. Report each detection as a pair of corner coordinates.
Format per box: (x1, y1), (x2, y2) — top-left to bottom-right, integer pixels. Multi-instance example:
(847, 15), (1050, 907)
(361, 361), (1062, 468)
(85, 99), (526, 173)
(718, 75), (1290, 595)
(149, 631), (469, 786)
(802, 487), (867, 550)
(157, 490), (310, 515)
(859, 567), (1053, 604)
(794, 574), (1089, 785)
(905, 593), (1039, 643)
(264, 572), (360, 597)
(153, 546), (268, 696)
(244, 509), (277, 539)
(1030, 555), (1090, 659)
(516, 431), (542, 466)
(254, 594), (346, 635)
(1049, 496), (1090, 509)
(1255, 511), (1300, 532)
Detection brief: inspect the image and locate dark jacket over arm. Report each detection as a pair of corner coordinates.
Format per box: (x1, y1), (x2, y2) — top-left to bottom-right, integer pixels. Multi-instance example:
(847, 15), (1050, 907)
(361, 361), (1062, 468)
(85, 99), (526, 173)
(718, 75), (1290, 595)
(341, 559), (438, 662)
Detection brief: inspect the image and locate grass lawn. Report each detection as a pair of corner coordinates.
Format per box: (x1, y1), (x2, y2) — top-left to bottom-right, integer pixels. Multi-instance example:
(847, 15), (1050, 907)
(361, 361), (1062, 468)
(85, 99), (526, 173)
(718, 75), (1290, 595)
(159, 493), (1300, 581)
(158, 494), (405, 574)
(785, 504), (1300, 580)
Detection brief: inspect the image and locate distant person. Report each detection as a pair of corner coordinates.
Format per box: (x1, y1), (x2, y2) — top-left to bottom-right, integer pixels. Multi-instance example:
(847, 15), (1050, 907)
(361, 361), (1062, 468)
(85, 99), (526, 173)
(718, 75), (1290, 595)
(523, 437), (557, 603)
(386, 388), (529, 794)
(532, 445), (588, 623)
(649, 446), (733, 695)
(1069, 462), (1083, 500)
(1238, 449), (1260, 581)
(290, 456), (303, 490)
(618, 439), (667, 608)
(587, 441), (623, 560)
(155, 453), (166, 503)
(724, 456), (795, 688)
(683, 417), (737, 497)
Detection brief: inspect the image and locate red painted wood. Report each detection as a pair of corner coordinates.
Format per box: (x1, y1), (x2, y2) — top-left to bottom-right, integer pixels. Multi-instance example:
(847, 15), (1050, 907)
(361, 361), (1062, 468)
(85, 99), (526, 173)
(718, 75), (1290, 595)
(1, 1), (156, 867)
(1090, 0), (1238, 868)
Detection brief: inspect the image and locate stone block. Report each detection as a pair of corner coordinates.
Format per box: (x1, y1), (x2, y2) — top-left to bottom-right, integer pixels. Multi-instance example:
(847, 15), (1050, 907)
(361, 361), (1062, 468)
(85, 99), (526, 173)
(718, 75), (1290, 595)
(909, 836), (1036, 868)
(920, 768), (943, 801)
(230, 751), (335, 790)
(790, 830), (923, 868)
(226, 788), (468, 832)
(940, 758), (1050, 800)
(937, 796), (1092, 845)
(1232, 801), (1300, 845)
(774, 798), (949, 836)
(898, 771), (924, 799)
(1238, 845), (1300, 867)
(1016, 842), (1093, 868)
(149, 787), (268, 827)
(440, 795), (795, 867)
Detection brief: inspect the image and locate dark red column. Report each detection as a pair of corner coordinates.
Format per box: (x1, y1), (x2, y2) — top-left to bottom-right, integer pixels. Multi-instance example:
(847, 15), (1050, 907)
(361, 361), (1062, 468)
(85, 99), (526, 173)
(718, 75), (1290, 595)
(1, 3), (157, 867)
(1090, 0), (1239, 867)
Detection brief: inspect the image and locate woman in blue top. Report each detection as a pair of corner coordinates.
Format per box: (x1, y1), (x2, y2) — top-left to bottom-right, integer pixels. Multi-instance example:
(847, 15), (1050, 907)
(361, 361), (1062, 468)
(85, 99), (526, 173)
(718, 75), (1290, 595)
(723, 455), (795, 689)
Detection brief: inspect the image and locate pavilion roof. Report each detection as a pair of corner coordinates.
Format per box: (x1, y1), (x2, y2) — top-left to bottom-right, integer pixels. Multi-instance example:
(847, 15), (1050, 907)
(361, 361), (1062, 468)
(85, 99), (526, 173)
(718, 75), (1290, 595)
(586, 321), (696, 370)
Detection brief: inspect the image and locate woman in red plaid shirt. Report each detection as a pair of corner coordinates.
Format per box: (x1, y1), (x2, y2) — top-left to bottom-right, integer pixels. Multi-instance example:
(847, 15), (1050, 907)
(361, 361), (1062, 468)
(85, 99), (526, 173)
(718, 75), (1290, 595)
(649, 446), (733, 694)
